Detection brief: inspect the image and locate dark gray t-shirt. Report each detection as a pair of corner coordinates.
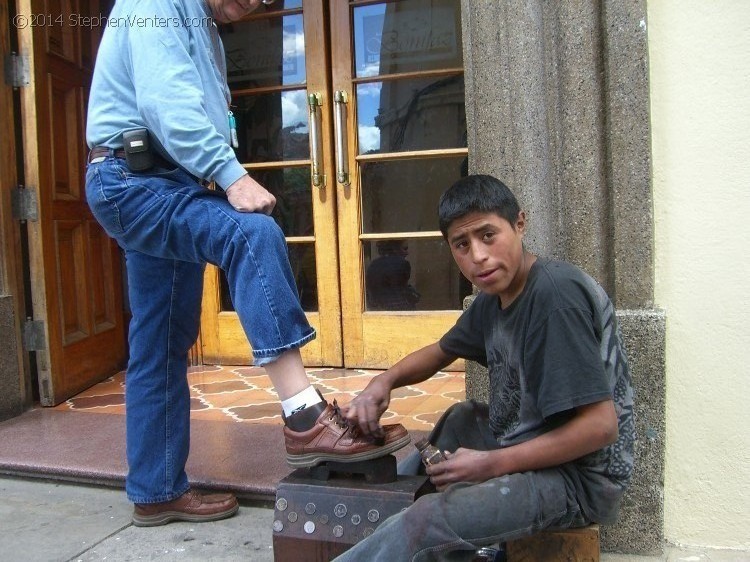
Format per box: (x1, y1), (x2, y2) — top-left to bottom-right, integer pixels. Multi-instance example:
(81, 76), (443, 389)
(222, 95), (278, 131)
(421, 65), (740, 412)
(439, 258), (635, 523)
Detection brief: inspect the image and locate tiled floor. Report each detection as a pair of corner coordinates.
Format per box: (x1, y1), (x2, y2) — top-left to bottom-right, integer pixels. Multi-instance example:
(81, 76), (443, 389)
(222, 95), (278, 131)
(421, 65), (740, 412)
(54, 365), (466, 432)
(0, 366), (465, 499)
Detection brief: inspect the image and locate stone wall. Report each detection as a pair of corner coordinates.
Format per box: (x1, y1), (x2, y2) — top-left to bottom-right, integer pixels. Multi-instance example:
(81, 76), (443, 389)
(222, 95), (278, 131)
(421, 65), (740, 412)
(460, 0), (664, 554)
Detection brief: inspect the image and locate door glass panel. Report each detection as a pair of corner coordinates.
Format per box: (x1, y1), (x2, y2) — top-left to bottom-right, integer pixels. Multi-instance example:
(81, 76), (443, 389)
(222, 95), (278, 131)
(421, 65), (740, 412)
(361, 156), (467, 233)
(232, 90), (310, 163)
(249, 167), (314, 237)
(220, 241), (318, 312)
(353, 0), (463, 79)
(289, 243), (318, 312)
(357, 75), (465, 154)
(364, 238), (471, 311)
(222, 12), (306, 88)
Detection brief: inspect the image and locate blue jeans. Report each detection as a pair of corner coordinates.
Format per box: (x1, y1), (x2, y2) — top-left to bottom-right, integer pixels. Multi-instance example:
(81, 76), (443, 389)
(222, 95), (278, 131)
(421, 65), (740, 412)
(85, 155), (315, 503)
(334, 401), (589, 562)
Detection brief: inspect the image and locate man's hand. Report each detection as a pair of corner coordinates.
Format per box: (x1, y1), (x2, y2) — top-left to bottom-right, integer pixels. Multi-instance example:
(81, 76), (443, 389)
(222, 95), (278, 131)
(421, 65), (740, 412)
(343, 376), (392, 437)
(225, 174), (276, 215)
(425, 448), (499, 491)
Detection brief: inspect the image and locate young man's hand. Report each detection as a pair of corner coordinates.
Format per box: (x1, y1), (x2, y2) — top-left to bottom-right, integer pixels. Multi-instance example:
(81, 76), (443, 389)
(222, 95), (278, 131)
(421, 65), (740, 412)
(425, 448), (500, 491)
(225, 174), (276, 215)
(343, 342), (455, 437)
(343, 376), (392, 437)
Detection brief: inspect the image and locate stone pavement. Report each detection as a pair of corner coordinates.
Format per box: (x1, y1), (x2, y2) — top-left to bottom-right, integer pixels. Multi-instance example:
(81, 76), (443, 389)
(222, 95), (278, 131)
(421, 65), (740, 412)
(1, 475), (747, 562)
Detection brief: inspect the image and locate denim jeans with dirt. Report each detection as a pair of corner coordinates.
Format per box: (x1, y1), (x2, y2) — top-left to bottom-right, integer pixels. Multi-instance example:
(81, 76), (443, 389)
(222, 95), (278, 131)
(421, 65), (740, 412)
(334, 401), (590, 562)
(85, 154), (315, 503)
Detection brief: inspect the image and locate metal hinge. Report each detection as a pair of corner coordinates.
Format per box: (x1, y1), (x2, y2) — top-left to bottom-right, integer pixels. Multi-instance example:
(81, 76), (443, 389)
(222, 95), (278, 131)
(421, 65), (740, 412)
(11, 187), (38, 221)
(23, 320), (46, 351)
(4, 53), (30, 88)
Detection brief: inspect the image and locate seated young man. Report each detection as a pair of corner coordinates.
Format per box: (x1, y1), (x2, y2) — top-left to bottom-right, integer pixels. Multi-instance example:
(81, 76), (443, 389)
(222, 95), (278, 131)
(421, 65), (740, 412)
(337, 174), (635, 561)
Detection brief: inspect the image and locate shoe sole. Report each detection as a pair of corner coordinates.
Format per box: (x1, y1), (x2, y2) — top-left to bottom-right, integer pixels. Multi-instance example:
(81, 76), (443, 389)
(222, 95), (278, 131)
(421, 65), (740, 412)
(132, 503), (239, 527)
(286, 433), (412, 468)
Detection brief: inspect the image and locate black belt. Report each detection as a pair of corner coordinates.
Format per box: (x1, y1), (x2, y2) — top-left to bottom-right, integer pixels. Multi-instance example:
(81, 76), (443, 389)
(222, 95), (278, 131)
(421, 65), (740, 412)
(87, 146), (211, 187)
(88, 146), (127, 161)
(88, 146), (172, 168)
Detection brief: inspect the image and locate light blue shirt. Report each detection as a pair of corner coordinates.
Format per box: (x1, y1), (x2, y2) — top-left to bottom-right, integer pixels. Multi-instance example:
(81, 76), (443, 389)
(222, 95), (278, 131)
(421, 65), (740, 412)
(86, 0), (247, 189)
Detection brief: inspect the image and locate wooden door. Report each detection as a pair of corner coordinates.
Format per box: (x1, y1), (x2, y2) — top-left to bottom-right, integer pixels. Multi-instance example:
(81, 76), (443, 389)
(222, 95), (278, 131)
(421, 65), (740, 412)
(201, 0), (470, 369)
(18, 0), (126, 405)
(331, 0), (469, 367)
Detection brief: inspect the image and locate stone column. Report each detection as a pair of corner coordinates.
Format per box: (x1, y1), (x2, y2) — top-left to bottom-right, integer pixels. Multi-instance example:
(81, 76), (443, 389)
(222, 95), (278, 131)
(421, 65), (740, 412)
(460, 0), (664, 554)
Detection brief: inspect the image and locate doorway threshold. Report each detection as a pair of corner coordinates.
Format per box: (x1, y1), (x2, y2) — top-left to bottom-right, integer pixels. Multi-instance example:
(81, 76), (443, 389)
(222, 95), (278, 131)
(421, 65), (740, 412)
(0, 366), (464, 500)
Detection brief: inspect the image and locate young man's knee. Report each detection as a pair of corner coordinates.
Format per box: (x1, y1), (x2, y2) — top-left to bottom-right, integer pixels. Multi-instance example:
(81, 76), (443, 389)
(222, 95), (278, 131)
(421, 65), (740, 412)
(401, 493), (444, 535)
(444, 400), (487, 426)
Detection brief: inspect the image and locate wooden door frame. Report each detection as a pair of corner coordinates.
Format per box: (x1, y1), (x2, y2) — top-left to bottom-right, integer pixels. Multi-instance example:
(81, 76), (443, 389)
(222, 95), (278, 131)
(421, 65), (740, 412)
(0, 0), (33, 415)
(330, 0), (363, 366)
(303, 0), (344, 366)
(17, 1), (55, 403)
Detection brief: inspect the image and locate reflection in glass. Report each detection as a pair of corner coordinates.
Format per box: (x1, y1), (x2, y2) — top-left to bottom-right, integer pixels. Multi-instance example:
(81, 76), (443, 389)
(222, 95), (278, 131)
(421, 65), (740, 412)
(357, 75), (465, 154)
(289, 243), (318, 312)
(220, 13), (305, 88)
(220, 242), (318, 313)
(365, 240), (420, 310)
(249, 167), (313, 238)
(353, 0), (463, 78)
(364, 238), (471, 311)
(233, 90), (309, 163)
(361, 156), (467, 234)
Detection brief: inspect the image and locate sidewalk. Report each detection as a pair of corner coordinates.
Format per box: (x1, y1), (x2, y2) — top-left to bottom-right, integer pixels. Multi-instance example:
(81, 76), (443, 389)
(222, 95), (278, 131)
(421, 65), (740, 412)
(1, 475), (747, 562)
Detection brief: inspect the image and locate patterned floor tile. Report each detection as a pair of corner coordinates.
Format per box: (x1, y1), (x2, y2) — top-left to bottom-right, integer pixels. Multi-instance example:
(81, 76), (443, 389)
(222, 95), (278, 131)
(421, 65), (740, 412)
(53, 366), (465, 430)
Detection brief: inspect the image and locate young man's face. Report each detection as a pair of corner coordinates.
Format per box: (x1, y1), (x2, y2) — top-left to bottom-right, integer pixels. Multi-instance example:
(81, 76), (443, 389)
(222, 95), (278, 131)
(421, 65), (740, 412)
(446, 210), (529, 303)
(207, 0), (261, 23)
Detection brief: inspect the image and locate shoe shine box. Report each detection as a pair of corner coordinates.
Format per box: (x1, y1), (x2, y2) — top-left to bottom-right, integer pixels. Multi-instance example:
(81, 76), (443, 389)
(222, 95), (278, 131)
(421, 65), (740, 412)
(272, 455), (430, 562)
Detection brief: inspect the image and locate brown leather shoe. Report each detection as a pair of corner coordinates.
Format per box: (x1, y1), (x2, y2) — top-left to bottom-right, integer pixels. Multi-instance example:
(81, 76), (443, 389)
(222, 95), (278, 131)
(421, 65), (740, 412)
(132, 489), (239, 527)
(284, 400), (411, 468)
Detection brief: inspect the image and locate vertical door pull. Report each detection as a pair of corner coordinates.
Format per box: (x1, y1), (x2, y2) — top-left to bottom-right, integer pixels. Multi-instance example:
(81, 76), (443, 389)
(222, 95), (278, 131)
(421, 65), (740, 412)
(308, 92), (325, 188)
(334, 90), (350, 186)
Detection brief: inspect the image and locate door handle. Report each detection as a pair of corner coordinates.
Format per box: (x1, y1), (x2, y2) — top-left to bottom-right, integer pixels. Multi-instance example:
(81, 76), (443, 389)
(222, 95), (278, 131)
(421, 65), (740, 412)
(334, 90), (350, 186)
(308, 92), (325, 188)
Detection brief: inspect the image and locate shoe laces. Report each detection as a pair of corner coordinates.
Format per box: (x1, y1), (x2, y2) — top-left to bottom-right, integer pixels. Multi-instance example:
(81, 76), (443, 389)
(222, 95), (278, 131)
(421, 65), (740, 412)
(328, 400), (361, 437)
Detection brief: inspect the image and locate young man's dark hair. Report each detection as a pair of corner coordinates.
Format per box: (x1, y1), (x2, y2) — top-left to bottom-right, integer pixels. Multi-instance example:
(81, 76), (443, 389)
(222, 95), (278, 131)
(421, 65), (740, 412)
(438, 174), (521, 238)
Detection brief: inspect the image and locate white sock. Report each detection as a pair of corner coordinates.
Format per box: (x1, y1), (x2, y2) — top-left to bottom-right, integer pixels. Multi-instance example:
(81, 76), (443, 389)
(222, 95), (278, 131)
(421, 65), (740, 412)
(281, 386), (324, 417)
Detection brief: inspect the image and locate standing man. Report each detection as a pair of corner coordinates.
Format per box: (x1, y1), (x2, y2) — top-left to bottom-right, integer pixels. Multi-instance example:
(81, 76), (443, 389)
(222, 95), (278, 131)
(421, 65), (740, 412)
(340, 175), (635, 560)
(86, 0), (408, 527)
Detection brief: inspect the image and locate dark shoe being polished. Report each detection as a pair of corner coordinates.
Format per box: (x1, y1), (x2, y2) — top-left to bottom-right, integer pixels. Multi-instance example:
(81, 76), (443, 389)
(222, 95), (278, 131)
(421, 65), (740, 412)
(132, 489), (239, 527)
(283, 399), (410, 468)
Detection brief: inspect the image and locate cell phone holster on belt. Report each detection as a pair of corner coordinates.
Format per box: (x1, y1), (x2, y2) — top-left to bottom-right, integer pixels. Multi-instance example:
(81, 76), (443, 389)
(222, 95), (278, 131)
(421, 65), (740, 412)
(122, 128), (155, 172)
